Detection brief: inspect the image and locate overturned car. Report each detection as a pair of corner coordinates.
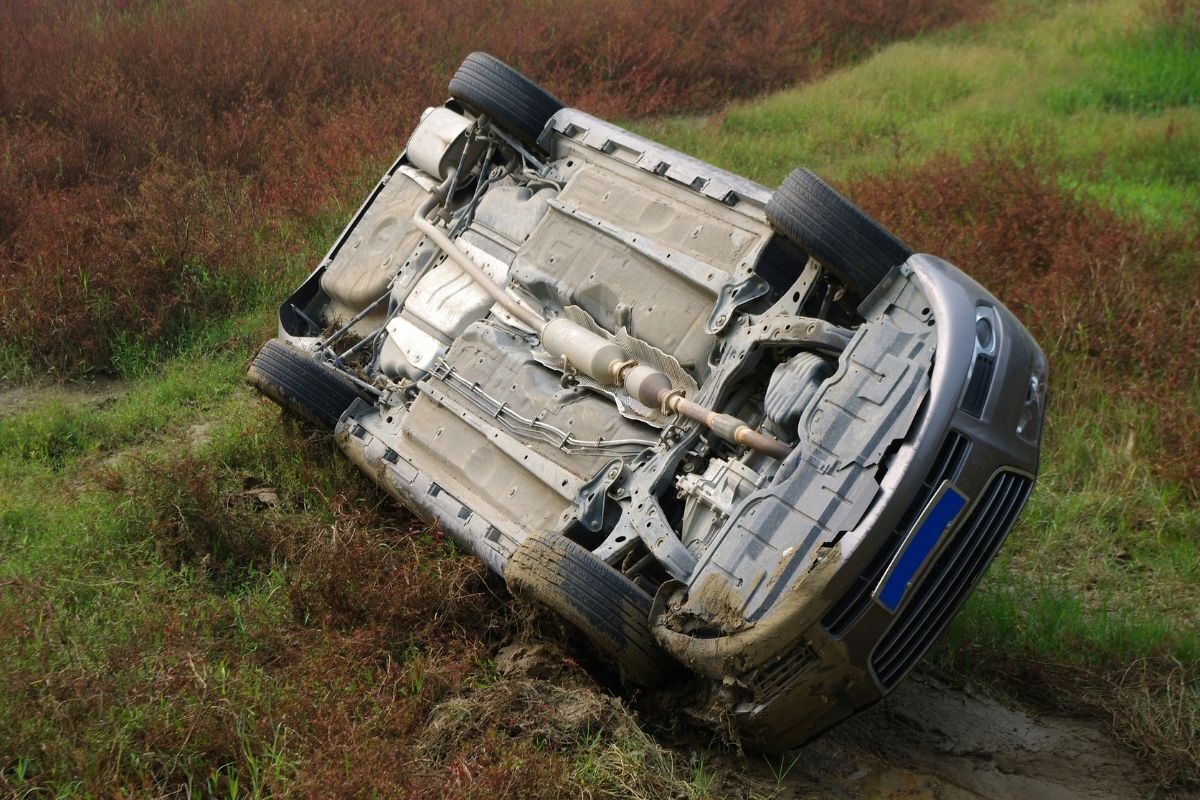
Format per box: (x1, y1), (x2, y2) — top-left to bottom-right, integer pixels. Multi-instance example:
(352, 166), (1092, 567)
(248, 53), (1047, 748)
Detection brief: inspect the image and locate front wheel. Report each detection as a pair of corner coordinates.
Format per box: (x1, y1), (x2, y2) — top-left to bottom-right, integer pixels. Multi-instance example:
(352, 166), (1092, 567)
(766, 168), (913, 300)
(505, 532), (673, 686)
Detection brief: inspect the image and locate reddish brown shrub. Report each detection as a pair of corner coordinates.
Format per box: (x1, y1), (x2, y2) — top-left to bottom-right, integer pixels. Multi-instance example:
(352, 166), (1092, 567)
(846, 147), (1200, 489)
(1157, 0), (1200, 29)
(0, 0), (985, 375)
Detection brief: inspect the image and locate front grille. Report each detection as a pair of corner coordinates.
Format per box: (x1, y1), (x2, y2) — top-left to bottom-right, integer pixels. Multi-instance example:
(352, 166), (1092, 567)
(870, 470), (1033, 687)
(749, 640), (819, 698)
(960, 353), (995, 417)
(822, 432), (970, 637)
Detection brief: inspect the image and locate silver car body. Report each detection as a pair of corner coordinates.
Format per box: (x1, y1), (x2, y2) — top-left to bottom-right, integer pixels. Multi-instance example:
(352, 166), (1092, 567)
(254, 79), (1046, 747)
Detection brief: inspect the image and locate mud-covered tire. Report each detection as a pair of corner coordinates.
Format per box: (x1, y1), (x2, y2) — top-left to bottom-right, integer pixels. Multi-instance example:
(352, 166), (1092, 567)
(506, 532), (672, 686)
(766, 168), (913, 299)
(246, 339), (368, 429)
(449, 52), (563, 150)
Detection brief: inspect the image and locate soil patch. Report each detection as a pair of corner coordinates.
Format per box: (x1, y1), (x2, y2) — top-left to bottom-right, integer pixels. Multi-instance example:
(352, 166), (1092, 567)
(0, 377), (123, 419)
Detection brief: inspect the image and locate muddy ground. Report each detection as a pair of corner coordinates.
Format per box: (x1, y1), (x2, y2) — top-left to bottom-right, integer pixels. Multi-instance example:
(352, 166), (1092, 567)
(492, 625), (1192, 800)
(727, 676), (1173, 799)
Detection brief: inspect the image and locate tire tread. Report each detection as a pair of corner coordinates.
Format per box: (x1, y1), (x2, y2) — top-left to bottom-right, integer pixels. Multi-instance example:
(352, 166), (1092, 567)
(246, 339), (367, 428)
(507, 532), (670, 685)
(448, 52), (563, 148)
(766, 168), (912, 298)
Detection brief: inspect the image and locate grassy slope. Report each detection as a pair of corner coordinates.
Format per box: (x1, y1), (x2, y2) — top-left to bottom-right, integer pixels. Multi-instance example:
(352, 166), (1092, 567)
(2, 0), (1197, 794)
(636, 0), (1200, 227)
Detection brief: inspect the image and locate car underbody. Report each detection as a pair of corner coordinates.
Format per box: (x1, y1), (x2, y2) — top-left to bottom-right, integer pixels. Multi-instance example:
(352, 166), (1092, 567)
(248, 53), (1047, 749)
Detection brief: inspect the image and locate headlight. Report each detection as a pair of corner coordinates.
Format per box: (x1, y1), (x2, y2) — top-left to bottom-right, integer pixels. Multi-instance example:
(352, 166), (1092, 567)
(1016, 348), (1048, 443)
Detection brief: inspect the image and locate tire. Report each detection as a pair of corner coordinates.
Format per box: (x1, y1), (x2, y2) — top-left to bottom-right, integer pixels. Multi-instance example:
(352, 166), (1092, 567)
(766, 168), (913, 299)
(246, 339), (369, 429)
(448, 52), (563, 150)
(506, 531), (672, 686)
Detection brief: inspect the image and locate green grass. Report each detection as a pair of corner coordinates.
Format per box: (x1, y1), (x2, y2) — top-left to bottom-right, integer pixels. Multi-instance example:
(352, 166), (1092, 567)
(1050, 17), (1200, 113)
(3, 0), (1199, 792)
(0, 341), (692, 795)
(632, 0), (1200, 227)
(1, 394), (276, 794)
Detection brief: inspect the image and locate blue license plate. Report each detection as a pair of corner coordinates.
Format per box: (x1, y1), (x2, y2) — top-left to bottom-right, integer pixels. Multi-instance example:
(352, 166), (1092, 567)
(876, 484), (968, 613)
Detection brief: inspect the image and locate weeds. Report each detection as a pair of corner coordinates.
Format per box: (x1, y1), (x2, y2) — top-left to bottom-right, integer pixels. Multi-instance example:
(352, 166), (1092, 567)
(845, 145), (1200, 492)
(764, 752), (802, 786)
(570, 725), (689, 799)
(1051, 0), (1200, 113)
(0, 397), (699, 796)
(690, 753), (716, 798)
(0, 0), (984, 377)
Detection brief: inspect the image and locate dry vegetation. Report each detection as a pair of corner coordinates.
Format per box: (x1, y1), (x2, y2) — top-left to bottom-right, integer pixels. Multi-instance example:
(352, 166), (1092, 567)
(1, 422), (690, 797)
(0, 0), (982, 377)
(848, 145), (1200, 489)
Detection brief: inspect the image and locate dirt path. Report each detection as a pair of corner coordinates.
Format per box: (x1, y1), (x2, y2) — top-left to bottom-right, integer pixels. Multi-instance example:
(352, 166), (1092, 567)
(0, 377), (124, 419)
(490, 627), (1184, 799)
(720, 673), (1190, 799)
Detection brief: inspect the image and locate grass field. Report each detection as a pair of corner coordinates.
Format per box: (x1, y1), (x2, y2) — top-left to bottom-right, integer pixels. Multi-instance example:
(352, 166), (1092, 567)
(2, 0), (1198, 795)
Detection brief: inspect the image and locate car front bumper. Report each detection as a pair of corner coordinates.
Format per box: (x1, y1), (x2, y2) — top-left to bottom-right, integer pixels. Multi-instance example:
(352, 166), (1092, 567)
(658, 254), (1046, 747)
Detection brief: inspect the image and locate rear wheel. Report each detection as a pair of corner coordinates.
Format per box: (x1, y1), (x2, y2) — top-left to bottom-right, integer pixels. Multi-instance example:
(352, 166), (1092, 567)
(246, 339), (368, 429)
(506, 532), (672, 686)
(449, 52), (563, 151)
(766, 168), (912, 300)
